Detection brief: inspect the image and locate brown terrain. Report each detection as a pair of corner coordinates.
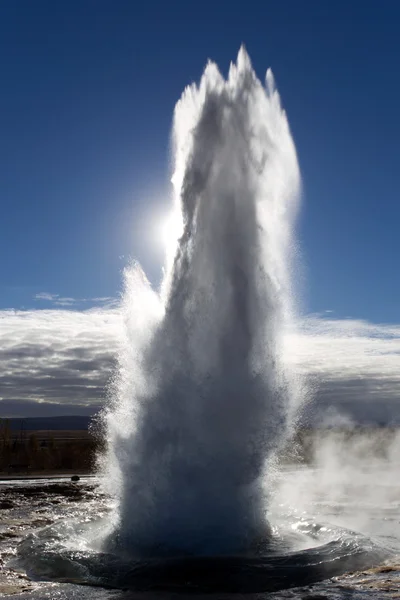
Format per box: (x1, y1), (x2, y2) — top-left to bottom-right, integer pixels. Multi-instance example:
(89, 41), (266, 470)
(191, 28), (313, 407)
(0, 420), (102, 477)
(1, 416), (398, 477)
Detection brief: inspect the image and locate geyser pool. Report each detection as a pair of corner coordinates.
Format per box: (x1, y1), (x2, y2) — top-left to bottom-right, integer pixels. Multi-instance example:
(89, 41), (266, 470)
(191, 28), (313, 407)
(103, 46), (301, 556)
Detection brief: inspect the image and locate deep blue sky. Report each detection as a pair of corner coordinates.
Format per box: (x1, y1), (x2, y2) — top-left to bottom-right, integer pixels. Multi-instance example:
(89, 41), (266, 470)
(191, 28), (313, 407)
(1, 1), (399, 322)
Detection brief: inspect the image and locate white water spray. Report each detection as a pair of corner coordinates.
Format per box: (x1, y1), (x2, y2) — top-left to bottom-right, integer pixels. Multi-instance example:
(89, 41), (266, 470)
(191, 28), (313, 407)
(103, 47), (301, 556)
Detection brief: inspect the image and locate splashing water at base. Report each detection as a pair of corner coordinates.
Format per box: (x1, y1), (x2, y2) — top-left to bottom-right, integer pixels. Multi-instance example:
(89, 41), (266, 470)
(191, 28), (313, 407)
(102, 46), (302, 556)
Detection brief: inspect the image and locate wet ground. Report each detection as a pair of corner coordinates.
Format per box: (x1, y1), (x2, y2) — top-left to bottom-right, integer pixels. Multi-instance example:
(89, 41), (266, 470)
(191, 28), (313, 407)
(0, 477), (106, 596)
(0, 471), (399, 599)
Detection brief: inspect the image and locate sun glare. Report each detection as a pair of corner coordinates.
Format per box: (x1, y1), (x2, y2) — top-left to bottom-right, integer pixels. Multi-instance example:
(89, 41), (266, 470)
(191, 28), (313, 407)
(159, 208), (184, 263)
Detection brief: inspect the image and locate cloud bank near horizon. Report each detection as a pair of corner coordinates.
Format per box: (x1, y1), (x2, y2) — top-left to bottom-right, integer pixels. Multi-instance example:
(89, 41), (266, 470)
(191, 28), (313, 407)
(0, 305), (399, 422)
(287, 317), (400, 425)
(0, 307), (122, 417)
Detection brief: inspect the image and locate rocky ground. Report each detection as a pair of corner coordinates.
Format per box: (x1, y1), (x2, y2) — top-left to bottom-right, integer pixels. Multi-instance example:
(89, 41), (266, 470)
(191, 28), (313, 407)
(0, 479), (104, 596)
(0, 480), (399, 599)
(270, 564), (400, 599)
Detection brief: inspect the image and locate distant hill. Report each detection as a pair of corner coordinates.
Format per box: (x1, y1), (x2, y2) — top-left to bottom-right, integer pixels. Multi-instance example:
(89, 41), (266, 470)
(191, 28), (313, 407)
(6, 415), (92, 431)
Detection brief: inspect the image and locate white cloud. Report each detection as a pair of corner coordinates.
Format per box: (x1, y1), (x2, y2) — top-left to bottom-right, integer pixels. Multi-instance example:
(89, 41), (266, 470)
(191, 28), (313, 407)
(286, 316), (400, 423)
(34, 292), (119, 309)
(54, 297), (77, 306)
(35, 292), (60, 302)
(0, 307), (399, 421)
(0, 307), (122, 416)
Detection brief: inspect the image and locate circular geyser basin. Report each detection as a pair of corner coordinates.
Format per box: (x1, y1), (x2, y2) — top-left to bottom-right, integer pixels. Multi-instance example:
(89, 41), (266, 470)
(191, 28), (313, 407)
(14, 517), (390, 593)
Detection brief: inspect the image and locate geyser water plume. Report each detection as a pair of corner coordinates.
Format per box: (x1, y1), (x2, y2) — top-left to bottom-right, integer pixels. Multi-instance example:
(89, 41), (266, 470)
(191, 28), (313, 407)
(102, 47), (302, 556)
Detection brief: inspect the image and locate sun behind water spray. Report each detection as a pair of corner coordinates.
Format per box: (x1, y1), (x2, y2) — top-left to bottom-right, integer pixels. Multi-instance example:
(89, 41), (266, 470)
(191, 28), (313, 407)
(102, 46), (302, 556)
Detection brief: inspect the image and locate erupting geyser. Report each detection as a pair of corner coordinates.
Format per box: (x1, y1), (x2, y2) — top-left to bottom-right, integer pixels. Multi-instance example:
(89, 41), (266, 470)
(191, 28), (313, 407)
(14, 48), (391, 594)
(103, 47), (301, 556)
